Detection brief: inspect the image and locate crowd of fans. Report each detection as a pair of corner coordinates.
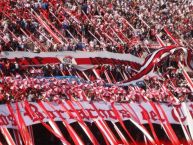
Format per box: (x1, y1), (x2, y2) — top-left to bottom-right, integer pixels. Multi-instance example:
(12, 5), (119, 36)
(0, 0), (192, 56)
(0, 59), (192, 104)
(0, 1), (193, 145)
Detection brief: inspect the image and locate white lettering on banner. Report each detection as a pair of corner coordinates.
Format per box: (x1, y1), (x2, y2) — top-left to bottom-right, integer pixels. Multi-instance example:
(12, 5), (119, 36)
(0, 101), (192, 128)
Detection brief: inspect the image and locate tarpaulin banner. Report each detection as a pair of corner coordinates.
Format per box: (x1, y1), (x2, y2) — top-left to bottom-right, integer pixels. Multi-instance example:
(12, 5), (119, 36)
(0, 101), (192, 128)
(1, 51), (144, 64)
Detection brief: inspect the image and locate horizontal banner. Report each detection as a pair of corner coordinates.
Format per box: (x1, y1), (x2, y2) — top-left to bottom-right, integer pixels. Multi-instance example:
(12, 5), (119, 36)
(0, 101), (192, 129)
(74, 57), (141, 70)
(1, 51), (144, 64)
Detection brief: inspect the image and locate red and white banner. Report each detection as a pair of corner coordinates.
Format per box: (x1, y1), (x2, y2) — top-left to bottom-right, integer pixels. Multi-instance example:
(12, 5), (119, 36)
(0, 101), (193, 129)
(120, 46), (193, 85)
(1, 51), (144, 64)
(1, 46), (193, 85)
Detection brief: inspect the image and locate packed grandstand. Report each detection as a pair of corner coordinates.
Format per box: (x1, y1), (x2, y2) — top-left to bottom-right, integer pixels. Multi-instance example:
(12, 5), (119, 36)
(0, 0), (193, 145)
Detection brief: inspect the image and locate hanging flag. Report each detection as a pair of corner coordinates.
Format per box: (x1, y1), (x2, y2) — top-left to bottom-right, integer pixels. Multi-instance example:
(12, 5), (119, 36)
(7, 103), (34, 145)
(46, 101), (85, 145)
(24, 101), (70, 145)
(38, 101), (70, 145)
(1, 127), (16, 145)
(111, 102), (137, 145)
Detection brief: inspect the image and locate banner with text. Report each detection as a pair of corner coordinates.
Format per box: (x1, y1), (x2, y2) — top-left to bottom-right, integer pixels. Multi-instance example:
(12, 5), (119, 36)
(0, 101), (192, 129)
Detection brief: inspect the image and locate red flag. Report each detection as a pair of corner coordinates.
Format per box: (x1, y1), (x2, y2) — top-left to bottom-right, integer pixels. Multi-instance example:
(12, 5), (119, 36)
(24, 101), (70, 144)
(139, 105), (161, 145)
(149, 102), (181, 145)
(60, 100), (100, 145)
(111, 102), (137, 145)
(38, 101), (71, 145)
(91, 102), (120, 144)
(7, 103), (34, 145)
(46, 101), (84, 145)
(1, 127), (16, 145)
(121, 104), (156, 145)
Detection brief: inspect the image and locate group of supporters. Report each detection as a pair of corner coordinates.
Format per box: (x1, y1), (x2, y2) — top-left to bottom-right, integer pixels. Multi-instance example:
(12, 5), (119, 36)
(0, 1), (193, 145)
(0, 0), (193, 55)
(0, 58), (192, 104)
